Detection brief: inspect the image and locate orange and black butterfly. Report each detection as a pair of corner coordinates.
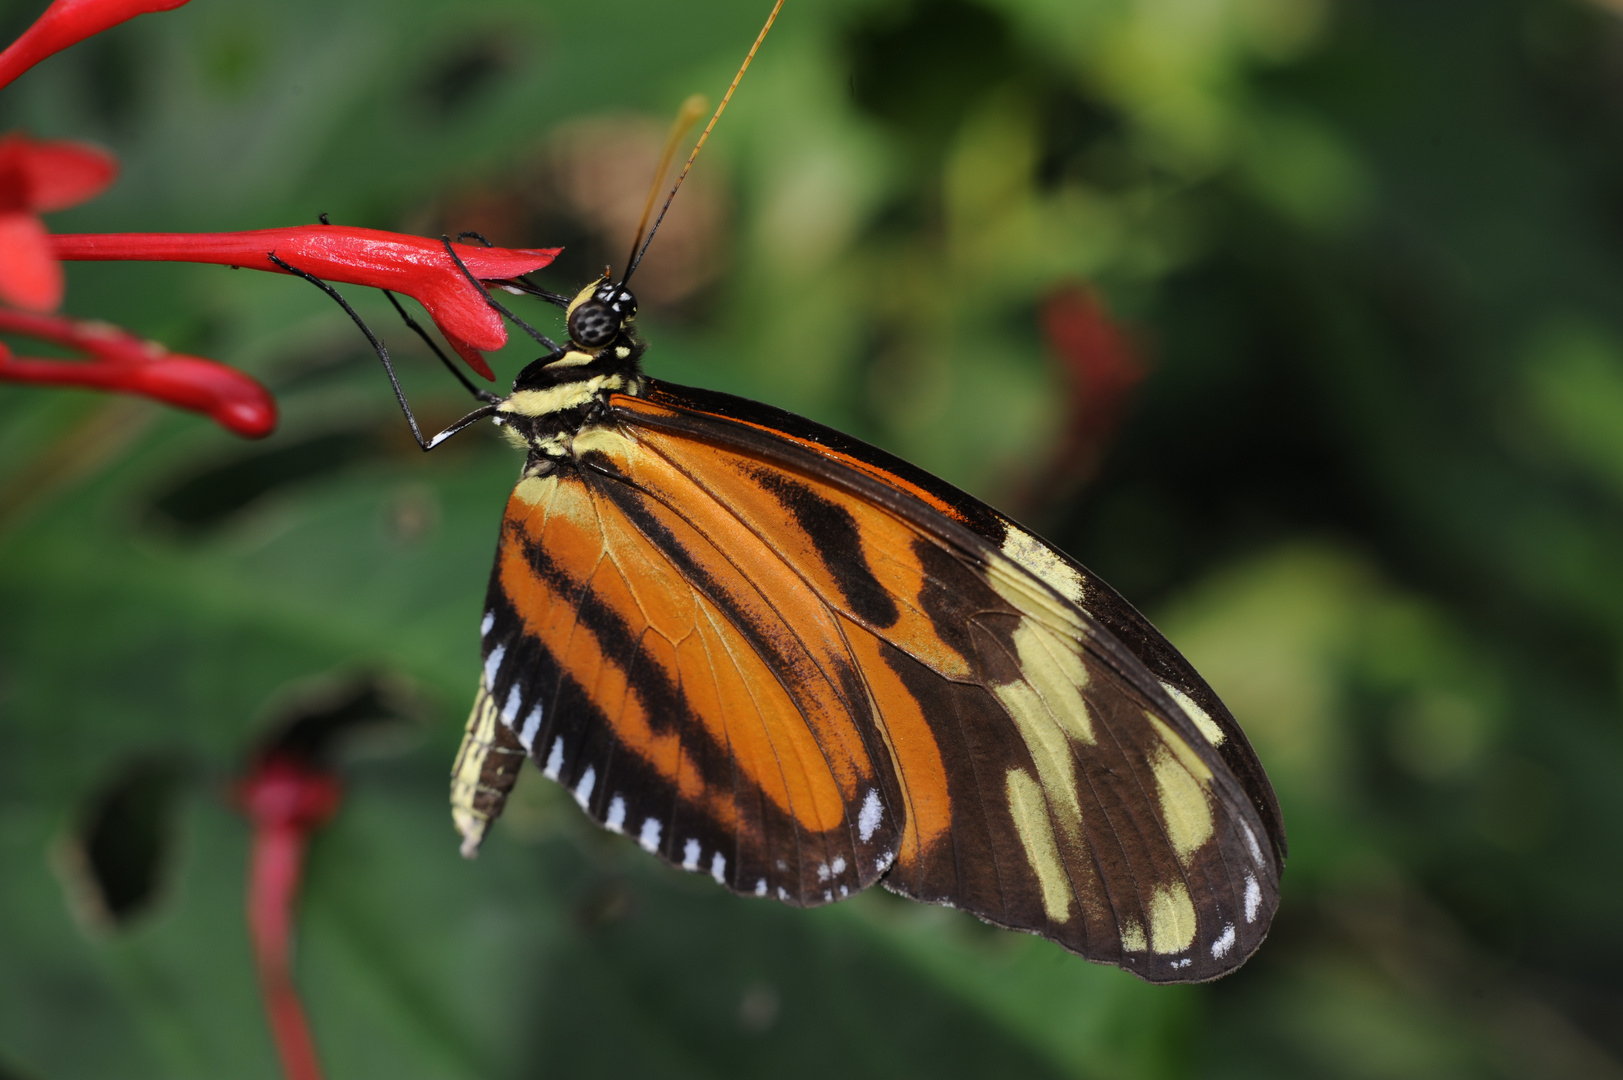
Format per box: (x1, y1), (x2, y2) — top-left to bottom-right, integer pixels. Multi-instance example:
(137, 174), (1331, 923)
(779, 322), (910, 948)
(309, 2), (1283, 984)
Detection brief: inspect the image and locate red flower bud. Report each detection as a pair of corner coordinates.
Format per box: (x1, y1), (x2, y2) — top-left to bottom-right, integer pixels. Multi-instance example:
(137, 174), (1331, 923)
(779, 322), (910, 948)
(0, 309), (277, 437)
(52, 227), (561, 379)
(236, 756), (343, 833)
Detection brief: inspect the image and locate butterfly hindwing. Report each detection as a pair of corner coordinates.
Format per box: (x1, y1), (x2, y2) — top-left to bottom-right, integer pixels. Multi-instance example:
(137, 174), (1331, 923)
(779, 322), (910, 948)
(477, 451), (904, 904)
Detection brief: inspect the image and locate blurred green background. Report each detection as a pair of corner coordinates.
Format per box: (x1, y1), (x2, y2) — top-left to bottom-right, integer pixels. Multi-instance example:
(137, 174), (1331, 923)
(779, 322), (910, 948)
(2, 0), (1622, 1075)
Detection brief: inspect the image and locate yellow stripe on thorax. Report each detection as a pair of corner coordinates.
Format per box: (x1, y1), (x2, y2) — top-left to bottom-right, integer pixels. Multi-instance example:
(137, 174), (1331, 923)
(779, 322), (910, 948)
(501, 374), (626, 419)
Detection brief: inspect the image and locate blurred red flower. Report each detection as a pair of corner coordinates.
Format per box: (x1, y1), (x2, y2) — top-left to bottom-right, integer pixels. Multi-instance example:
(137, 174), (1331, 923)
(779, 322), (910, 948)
(0, 0), (193, 93)
(0, 134), (117, 311)
(236, 755), (343, 1080)
(0, 309), (277, 437)
(1028, 283), (1149, 500)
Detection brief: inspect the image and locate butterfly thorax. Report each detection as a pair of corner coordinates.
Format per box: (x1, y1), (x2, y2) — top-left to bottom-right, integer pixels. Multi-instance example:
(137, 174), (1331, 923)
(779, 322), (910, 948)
(494, 280), (647, 463)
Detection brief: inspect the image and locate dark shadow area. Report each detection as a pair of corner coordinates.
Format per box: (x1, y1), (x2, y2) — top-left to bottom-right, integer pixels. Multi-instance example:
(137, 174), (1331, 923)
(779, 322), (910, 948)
(415, 36), (516, 117)
(68, 759), (187, 927)
(251, 671), (423, 768)
(145, 429), (379, 534)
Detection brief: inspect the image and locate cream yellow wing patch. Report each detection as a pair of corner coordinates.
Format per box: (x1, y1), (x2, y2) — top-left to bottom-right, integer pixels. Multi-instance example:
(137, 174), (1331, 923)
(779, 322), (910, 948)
(1146, 712), (1215, 866)
(972, 544), (1243, 976)
(1005, 766), (1073, 924)
(1160, 679), (1225, 747)
(1147, 883), (1197, 955)
(1000, 525), (1088, 609)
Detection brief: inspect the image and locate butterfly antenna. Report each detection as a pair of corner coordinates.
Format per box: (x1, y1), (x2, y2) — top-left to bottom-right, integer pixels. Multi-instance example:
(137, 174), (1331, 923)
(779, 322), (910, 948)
(622, 93), (709, 280)
(619, 0), (785, 290)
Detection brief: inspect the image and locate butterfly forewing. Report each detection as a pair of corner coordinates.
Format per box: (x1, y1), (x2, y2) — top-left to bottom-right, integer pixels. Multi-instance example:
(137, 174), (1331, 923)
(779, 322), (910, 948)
(464, 378), (1281, 982)
(635, 381), (1286, 867)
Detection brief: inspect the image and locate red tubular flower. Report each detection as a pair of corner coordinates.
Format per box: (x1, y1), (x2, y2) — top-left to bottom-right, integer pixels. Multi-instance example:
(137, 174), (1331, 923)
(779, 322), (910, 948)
(0, 134), (118, 311)
(0, 308), (277, 437)
(53, 227), (562, 379)
(0, 0), (193, 93)
(236, 756), (342, 1080)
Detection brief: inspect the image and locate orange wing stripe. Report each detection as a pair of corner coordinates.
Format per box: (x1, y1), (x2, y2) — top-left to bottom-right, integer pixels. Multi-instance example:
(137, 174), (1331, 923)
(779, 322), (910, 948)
(592, 439), (883, 798)
(498, 498), (704, 809)
(840, 621), (952, 865)
(505, 471), (861, 836)
(630, 427), (974, 680)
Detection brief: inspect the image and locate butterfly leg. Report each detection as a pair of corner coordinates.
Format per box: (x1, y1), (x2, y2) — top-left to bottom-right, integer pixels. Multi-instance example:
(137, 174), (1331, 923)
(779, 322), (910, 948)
(266, 251), (444, 451)
(439, 237), (562, 353)
(449, 230), (573, 308)
(381, 288), (501, 404)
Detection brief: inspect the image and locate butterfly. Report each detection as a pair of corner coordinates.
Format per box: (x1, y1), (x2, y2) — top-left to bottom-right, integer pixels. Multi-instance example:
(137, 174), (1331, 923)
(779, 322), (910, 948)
(306, 1), (1284, 984)
(432, 266), (1286, 983)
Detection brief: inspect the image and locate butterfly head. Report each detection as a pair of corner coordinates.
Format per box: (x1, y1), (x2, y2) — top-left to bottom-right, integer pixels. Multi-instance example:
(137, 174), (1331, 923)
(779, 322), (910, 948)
(496, 278), (646, 456)
(507, 278), (645, 390)
(565, 279), (637, 351)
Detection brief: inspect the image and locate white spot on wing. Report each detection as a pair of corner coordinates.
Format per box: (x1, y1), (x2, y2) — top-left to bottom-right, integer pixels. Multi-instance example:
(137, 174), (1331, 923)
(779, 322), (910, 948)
(638, 817), (661, 853)
(605, 795), (626, 833)
(1211, 923), (1236, 960)
(483, 645), (505, 689)
(755, 879), (768, 897)
(682, 838), (701, 870)
(839, 885), (848, 898)
(543, 738), (564, 780)
(1241, 822), (1264, 867)
(858, 789), (883, 843)
(1244, 873), (1262, 923)
(711, 852), (726, 885)
(1172, 958), (1191, 969)
(480, 611), (494, 637)
(876, 850), (895, 874)
(573, 766), (595, 808)
(831, 856), (846, 876)
(777, 886), (789, 901)
(501, 684), (522, 724)
(817, 863), (830, 882)
(518, 705), (543, 751)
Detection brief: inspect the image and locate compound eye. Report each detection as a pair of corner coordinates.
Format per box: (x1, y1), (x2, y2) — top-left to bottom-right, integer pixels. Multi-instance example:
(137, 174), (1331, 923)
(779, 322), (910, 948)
(568, 300), (619, 348)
